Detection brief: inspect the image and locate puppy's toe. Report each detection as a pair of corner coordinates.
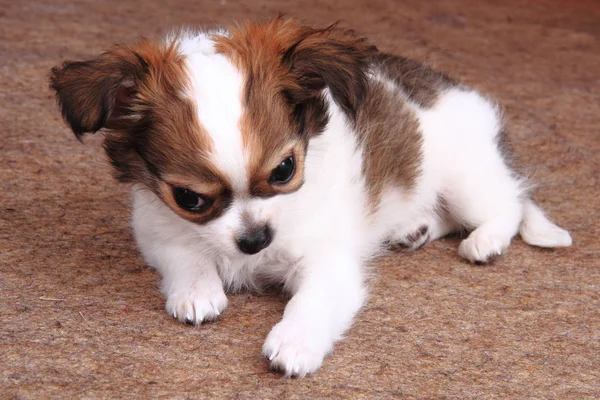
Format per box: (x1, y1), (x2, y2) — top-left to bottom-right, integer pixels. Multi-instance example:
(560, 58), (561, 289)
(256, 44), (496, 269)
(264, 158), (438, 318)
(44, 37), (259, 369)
(262, 320), (328, 378)
(166, 284), (228, 325)
(459, 229), (509, 263)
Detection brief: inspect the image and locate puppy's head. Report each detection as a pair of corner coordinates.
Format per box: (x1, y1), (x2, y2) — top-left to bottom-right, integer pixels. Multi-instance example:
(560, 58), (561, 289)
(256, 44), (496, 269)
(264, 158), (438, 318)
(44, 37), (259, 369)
(50, 17), (376, 257)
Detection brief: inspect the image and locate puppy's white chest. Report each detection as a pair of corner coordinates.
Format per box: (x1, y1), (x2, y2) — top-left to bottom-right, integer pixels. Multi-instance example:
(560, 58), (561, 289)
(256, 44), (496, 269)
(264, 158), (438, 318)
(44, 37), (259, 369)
(215, 244), (301, 292)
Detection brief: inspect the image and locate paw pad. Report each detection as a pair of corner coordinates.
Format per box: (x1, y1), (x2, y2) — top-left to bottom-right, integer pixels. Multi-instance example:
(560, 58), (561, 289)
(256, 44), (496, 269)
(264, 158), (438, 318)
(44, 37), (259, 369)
(388, 225), (430, 251)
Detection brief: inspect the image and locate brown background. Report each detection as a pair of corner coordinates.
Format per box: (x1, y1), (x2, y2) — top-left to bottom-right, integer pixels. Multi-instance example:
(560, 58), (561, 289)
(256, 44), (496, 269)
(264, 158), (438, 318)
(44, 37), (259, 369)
(1, 0), (599, 398)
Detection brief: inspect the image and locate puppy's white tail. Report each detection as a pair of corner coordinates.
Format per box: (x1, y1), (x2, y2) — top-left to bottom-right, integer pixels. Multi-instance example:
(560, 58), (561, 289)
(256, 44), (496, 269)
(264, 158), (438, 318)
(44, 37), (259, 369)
(519, 199), (572, 248)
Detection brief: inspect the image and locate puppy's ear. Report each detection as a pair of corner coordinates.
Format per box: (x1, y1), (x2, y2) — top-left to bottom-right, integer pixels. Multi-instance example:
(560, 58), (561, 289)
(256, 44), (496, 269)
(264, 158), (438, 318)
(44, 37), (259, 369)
(49, 47), (148, 139)
(282, 24), (378, 120)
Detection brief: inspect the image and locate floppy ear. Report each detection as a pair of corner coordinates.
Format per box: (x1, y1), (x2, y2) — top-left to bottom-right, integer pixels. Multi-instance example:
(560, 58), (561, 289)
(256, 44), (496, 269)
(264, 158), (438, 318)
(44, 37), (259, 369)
(49, 47), (148, 139)
(282, 25), (378, 121)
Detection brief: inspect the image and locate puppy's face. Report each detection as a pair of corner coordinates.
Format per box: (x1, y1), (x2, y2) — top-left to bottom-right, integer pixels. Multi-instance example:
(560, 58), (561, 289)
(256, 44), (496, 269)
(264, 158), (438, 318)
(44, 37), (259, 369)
(50, 18), (376, 257)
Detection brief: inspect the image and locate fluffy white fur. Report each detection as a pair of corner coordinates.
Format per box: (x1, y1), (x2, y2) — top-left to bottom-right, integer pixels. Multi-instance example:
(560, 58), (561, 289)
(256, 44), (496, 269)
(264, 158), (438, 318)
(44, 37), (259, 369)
(131, 33), (572, 377)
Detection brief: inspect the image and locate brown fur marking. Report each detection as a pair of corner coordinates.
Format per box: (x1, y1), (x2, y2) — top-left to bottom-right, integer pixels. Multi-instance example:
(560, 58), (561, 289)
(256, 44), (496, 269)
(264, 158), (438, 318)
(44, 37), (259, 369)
(356, 80), (423, 206)
(375, 53), (458, 108)
(50, 38), (231, 224)
(214, 17), (377, 198)
(51, 18), (442, 222)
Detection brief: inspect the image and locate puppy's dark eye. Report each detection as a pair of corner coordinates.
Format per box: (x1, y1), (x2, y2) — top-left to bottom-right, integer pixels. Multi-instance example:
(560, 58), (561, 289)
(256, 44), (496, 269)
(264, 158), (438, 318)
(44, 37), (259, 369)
(172, 187), (210, 212)
(269, 156), (295, 185)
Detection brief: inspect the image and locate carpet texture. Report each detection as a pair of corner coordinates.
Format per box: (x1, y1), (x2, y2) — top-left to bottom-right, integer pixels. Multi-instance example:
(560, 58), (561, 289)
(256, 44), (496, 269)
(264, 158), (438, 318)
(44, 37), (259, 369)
(1, 0), (599, 398)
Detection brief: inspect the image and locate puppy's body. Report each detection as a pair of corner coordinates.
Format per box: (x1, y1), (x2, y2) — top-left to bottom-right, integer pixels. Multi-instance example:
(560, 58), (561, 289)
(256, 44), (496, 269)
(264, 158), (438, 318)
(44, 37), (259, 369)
(50, 18), (572, 377)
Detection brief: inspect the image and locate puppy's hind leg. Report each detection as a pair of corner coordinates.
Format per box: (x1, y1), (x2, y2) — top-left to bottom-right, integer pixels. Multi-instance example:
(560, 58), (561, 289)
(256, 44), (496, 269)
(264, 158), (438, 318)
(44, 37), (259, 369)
(448, 168), (525, 263)
(458, 219), (520, 263)
(458, 195), (573, 263)
(425, 90), (527, 263)
(443, 135), (526, 263)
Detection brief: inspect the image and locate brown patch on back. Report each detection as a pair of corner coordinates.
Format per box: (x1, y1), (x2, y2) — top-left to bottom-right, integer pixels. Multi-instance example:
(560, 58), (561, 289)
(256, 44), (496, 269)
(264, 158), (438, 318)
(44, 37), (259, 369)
(356, 80), (423, 207)
(494, 127), (523, 176)
(375, 53), (458, 108)
(50, 38), (231, 224)
(358, 53), (458, 208)
(214, 17), (377, 197)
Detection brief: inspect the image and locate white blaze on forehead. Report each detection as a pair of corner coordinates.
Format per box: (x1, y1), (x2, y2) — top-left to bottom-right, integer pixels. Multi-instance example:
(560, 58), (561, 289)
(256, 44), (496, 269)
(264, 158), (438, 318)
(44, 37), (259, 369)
(179, 34), (248, 192)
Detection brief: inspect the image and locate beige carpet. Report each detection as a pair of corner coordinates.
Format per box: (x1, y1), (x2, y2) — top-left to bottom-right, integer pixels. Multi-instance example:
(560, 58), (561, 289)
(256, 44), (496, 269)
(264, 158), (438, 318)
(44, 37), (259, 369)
(1, 0), (599, 398)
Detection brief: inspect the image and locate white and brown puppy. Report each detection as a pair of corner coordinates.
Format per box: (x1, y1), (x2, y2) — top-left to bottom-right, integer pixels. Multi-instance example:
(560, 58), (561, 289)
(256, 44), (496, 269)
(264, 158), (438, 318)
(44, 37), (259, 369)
(50, 17), (572, 377)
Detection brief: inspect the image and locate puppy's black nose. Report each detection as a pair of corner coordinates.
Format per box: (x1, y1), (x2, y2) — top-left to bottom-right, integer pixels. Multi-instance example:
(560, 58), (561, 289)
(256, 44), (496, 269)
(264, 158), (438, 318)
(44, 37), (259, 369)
(236, 225), (273, 255)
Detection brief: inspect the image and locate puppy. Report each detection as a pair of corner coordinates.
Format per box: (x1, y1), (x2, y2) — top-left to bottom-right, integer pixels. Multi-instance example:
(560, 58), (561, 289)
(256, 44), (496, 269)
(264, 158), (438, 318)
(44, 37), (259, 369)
(50, 17), (572, 377)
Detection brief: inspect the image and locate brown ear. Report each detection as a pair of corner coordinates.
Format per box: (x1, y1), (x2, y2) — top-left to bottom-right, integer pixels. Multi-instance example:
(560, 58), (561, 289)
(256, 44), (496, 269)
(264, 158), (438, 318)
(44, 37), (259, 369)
(49, 47), (148, 139)
(282, 24), (378, 121)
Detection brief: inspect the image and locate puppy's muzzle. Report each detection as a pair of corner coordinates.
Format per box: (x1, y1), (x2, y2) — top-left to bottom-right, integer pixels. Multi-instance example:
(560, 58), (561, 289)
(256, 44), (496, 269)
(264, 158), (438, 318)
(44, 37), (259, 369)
(236, 225), (273, 255)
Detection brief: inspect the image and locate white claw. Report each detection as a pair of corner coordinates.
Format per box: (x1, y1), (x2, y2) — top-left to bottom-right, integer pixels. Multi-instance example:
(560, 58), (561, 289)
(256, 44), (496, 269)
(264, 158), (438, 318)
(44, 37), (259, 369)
(173, 311), (177, 319)
(268, 353), (275, 361)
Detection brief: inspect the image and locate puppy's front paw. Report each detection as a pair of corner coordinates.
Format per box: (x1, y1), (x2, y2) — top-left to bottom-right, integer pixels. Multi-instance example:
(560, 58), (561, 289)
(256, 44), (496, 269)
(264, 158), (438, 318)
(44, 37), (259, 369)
(165, 282), (228, 325)
(262, 320), (330, 378)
